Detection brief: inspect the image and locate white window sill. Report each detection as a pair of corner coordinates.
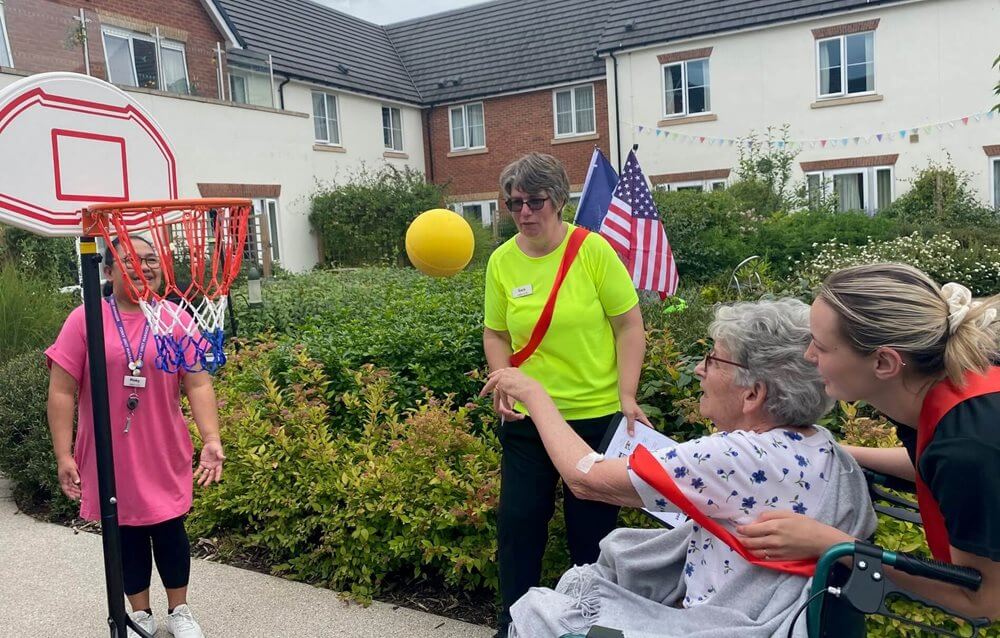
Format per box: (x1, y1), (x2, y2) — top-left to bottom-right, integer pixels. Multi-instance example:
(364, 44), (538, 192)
(551, 132), (599, 145)
(811, 93), (883, 109)
(447, 147), (488, 157)
(313, 143), (346, 153)
(656, 113), (717, 127)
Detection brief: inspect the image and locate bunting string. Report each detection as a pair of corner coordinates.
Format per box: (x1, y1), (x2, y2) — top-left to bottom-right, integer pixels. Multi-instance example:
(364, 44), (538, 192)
(628, 109), (998, 150)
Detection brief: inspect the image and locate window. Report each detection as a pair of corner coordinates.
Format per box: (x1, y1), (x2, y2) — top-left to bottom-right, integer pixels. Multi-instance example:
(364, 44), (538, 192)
(382, 106), (403, 151)
(656, 179), (726, 192)
(449, 102), (485, 151)
(805, 166), (892, 214)
(662, 58), (710, 117)
(817, 32), (874, 98)
(452, 200), (496, 227)
(102, 28), (190, 94)
(312, 92), (340, 145)
(992, 157), (1000, 209)
(0, 3), (12, 68)
(553, 84), (596, 137)
(249, 198), (280, 264)
(229, 70), (274, 108)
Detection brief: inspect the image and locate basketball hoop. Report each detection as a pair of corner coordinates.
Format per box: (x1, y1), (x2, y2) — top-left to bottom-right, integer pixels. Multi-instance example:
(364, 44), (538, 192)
(83, 198), (251, 373)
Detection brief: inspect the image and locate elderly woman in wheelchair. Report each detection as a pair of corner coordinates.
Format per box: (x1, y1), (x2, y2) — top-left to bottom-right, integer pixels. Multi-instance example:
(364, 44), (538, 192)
(483, 298), (877, 637)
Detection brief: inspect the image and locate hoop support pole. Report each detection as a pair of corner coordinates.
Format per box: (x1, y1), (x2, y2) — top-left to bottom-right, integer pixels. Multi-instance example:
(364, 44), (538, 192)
(79, 236), (132, 638)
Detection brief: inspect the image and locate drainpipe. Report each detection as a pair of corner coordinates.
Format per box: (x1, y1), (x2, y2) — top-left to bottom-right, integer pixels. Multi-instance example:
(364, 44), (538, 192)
(277, 76), (290, 109)
(424, 105), (435, 183)
(610, 49), (623, 174)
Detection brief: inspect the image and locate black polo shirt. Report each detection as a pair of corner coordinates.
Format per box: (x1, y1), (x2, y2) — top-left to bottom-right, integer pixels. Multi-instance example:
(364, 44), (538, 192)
(895, 392), (1000, 561)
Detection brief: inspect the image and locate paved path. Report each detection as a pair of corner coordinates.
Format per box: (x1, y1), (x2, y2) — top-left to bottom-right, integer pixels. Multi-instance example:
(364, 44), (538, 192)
(0, 475), (494, 637)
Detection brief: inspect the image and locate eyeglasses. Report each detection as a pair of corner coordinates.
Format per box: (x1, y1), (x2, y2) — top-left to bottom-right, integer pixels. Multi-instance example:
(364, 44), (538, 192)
(505, 197), (549, 213)
(123, 255), (161, 270)
(703, 350), (749, 370)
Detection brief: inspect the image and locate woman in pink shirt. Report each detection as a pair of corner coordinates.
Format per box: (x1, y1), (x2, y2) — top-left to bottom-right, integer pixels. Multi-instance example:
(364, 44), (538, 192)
(46, 236), (224, 638)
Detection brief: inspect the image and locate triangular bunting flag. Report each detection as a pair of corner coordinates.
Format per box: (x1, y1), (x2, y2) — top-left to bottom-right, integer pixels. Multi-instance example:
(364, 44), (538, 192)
(961, 117), (969, 125)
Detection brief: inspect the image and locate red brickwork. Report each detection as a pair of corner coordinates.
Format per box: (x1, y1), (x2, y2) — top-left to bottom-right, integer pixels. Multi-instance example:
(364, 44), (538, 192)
(4, 0), (226, 98)
(425, 80), (610, 200)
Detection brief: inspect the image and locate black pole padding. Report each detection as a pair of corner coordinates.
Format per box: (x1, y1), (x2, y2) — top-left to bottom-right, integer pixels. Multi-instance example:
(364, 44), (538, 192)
(79, 237), (130, 638)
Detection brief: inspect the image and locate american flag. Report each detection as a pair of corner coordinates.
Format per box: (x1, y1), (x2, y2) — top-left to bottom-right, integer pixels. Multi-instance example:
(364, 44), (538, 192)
(598, 151), (679, 297)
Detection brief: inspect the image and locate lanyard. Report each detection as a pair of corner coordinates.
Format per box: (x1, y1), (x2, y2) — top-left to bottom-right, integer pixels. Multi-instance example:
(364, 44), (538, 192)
(106, 296), (151, 374)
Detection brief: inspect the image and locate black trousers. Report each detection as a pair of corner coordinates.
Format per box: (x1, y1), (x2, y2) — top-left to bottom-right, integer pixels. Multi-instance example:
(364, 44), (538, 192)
(120, 515), (191, 596)
(497, 413), (620, 627)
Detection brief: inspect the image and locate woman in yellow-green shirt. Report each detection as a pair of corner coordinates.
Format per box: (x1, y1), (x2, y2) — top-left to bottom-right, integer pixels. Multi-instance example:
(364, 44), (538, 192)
(483, 152), (648, 637)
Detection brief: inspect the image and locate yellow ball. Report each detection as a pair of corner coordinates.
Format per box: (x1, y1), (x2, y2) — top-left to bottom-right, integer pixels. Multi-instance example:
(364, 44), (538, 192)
(405, 208), (475, 277)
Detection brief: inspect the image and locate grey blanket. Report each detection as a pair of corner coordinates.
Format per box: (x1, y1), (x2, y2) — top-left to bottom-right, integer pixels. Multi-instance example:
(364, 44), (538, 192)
(510, 440), (877, 638)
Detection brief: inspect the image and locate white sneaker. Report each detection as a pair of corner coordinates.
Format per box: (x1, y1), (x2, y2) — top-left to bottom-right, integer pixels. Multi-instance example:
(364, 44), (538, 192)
(127, 609), (156, 637)
(166, 604), (205, 638)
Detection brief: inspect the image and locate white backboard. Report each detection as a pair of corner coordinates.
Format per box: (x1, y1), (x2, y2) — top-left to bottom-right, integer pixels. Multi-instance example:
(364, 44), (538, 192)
(0, 72), (178, 237)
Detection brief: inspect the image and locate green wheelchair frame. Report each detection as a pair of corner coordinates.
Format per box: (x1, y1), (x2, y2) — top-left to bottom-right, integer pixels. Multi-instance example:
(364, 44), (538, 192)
(561, 469), (989, 638)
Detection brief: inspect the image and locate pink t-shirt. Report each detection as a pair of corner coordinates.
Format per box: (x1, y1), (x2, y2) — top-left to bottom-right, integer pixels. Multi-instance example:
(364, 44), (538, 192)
(45, 300), (195, 526)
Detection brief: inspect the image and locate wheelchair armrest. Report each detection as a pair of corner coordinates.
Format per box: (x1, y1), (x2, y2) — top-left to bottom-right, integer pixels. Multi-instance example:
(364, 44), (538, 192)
(862, 468), (917, 494)
(890, 551), (982, 590)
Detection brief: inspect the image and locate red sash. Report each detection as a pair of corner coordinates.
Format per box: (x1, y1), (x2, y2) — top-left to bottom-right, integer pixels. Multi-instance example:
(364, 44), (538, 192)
(630, 444), (817, 577)
(916, 366), (1000, 563)
(509, 227), (589, 367)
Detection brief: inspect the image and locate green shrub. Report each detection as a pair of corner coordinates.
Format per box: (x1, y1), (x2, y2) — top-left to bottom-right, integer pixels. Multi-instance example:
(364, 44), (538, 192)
(730, 125), (801, 216)
(654, 189), (754, 283)
(0, 350), (78, 520)
(879, 161), (1000, 230)
(0, 265), (76, 363)
(310, 166), (447, 267)
(190, 342), (503, 600)
(750, 211), (902, 276)
(0, 225), (78, 287)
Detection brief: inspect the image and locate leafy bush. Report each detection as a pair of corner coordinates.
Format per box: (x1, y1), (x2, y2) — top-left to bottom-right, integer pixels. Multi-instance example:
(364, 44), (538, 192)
(0, 265), (76, 363)
(730, 125), (801, 216)
(310, 166), (446, 267)
(654, 189), (754, 283)
(0, 224), (78, 287)
(189, 342), (503, 600)
(801, 232), (1000, 296)
(879, 161), (1000, 230)
(0, 350), (79, 520)
(235, 268), (488, 413)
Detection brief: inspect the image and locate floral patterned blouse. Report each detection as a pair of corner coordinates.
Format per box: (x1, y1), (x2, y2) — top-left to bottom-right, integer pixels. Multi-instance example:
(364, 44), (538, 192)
(627, 426), (837, 607)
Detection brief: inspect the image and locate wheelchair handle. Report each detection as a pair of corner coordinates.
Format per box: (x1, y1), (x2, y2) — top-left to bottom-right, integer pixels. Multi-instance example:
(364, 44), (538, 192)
(889, 552), (982, 591)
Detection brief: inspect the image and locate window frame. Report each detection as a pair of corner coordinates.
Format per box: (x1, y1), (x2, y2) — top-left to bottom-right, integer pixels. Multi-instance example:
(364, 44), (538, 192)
(815, 31), (876, 99)
(228, 68), (274, 107)
(448, 102), (486, 151)
(312, 91), (342, 146)
(382, 105), (403, 151)
(991, 157), (1000, 209)
(661, 57), (711, 119)
(656, 178), (727, 192)
(552, 83), (597, 138)
(100, 26), (190, 94)
(0, 2), (13, 68)
(451, 199), (496, 227)
(806, 165), (893, 214)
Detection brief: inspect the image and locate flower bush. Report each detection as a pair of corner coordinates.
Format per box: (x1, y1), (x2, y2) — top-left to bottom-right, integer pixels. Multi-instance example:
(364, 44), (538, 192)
(800, 232), (1000, 296)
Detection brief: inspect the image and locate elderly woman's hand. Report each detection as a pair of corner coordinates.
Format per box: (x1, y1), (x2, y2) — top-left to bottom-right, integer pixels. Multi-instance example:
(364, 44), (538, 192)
(482, 368), (546, 411)
(736, 511), (854, 561)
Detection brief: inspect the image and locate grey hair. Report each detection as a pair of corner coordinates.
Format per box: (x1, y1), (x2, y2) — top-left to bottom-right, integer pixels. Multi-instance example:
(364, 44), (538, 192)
(709, 298), (834, 426)
(498, 152), (570, 211)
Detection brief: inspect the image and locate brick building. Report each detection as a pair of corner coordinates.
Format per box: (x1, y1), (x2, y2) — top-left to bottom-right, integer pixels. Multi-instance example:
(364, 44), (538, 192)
(1, 0), (231, 99)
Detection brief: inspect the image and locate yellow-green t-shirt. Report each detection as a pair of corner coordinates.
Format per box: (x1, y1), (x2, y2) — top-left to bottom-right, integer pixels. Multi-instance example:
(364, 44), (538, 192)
(484, 223), (639, 419)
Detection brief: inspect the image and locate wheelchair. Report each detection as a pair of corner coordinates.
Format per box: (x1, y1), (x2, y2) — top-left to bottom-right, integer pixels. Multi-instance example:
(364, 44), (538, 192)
(561, 469), (990, 638)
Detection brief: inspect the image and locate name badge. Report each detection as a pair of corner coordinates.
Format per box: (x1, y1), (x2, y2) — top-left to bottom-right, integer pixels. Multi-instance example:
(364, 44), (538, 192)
(512, 284), (533, 298)
(124, 375), (147, 388)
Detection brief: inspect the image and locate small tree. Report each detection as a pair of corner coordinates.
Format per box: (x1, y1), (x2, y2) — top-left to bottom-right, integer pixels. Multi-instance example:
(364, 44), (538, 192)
(729, 125), (800, 216)
(310, 165), (446, 267)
